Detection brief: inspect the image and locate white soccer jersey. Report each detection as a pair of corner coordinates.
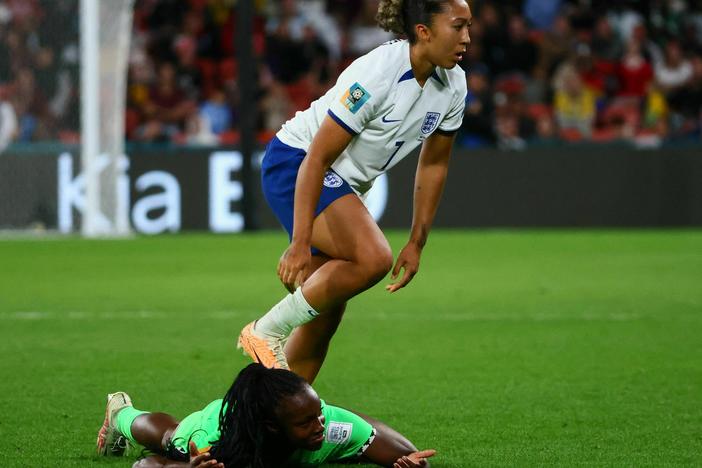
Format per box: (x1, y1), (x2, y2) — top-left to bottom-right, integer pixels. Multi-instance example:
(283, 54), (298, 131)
(276, 39), (467, 194)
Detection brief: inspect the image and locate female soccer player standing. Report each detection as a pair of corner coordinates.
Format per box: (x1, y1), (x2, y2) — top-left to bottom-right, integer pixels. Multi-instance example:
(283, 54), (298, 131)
(238, 0), (472, 382)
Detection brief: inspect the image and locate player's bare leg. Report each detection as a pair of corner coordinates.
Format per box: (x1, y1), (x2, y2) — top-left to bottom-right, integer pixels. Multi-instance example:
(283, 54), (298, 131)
(129, 413), (180, 453)
(285, 254), (346, 383)
(302, 193), (393, 311)
(243, 194), (391, 372)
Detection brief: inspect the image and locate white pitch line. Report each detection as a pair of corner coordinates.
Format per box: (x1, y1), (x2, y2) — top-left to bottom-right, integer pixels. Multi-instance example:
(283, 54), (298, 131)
(0, 310), (253, 321)
(0, 310), (644, 322)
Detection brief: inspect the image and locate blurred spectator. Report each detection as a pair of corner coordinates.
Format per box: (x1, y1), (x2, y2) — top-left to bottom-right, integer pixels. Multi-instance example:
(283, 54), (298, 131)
(265, 2), (330, 85)
(501, 14), (539, 77)
(479, 3), (509, 77)
(655, 40), (692, 99)
(198, 88), (233, 134)
(134, 61), (197, 142)
(675, 55), (702, 122)
(523, 0), (562, 31)
(553, 66), (596, 139)
(0, 86), (18, 152)
(591, 15), (622, 62)
(347, 0), (393, 56)
(616, 39), (653, 99)
(493, 78), (535, 150)
(536, 13), (573, 79)
(460, 63), (496, 146)
(13, 67), (51, 141)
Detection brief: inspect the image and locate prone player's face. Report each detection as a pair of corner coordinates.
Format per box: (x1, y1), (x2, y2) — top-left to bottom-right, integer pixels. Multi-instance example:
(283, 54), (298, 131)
(426, 0), (472, 68)
(276, 385), (326, 451)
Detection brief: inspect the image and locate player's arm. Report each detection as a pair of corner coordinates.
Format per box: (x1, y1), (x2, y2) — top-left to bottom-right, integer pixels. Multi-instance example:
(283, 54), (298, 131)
(337, 406), (435, 467)
(278, 116), (354, 290)
(386, 130), (455, 293)
(132, 442), (223, 468)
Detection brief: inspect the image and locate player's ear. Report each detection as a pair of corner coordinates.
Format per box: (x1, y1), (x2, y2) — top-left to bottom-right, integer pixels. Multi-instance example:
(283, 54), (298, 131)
(415, 23), (431, 42)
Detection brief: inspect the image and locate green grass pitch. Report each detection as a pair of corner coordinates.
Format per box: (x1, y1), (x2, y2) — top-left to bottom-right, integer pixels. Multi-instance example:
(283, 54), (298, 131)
(0, 230), (700, 467)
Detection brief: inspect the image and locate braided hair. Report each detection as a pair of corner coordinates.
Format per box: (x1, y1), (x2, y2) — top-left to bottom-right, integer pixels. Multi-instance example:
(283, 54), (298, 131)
(208, 363), (309, 468)
(376, 0), (453, 44)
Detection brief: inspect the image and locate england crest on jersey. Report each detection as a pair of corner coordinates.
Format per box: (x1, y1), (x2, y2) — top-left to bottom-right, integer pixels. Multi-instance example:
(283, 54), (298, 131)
(421, 112), (441, 134)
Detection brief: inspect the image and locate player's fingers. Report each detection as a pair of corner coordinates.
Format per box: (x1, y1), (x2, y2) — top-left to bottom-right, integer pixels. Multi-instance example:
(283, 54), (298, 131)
(191, 453), (211, 465)
(294, 269), (305, 289)
(391, 269), (414, 291)
(391, 258), (404, 279)
(188, 441), (199, 457)
(415, 449), (436, 458)
(283, 265), (295, 286)
(277, 258), (287, 281)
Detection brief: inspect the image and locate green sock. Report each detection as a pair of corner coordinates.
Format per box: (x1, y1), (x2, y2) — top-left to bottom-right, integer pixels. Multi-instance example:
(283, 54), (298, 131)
(115, 406), (148, 443)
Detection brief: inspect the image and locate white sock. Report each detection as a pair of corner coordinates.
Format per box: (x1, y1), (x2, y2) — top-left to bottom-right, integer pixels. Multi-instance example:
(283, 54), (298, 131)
(254, 287), (319, 339)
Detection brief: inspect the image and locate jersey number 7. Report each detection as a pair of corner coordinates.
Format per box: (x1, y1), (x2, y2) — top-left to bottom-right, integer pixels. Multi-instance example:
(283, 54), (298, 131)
(381, 141), (405, 170)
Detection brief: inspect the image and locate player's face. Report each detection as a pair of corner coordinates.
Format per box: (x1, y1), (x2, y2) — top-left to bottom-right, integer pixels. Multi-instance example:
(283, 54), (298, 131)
(426, 0), (472, 68)
(275, 385), (326, 451)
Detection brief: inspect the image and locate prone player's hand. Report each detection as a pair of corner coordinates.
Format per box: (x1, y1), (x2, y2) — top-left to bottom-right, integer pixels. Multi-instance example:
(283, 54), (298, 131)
(188, 441), (224, 468)
(278, 241), (311, 292)
(386, 243), (421, 293)
(393, 449), (436, 468)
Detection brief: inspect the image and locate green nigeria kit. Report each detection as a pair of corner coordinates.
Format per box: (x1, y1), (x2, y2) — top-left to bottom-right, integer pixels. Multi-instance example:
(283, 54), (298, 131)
(167, 399), (375, 466)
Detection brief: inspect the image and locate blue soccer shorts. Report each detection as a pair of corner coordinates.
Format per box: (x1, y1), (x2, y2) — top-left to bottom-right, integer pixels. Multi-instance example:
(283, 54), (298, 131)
(261, 136), (355, 253)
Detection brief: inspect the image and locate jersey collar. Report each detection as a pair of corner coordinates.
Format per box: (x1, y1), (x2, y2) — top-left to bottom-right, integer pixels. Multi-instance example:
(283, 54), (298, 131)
(397, 68), (445, 87)
(398, 41), (445, 87)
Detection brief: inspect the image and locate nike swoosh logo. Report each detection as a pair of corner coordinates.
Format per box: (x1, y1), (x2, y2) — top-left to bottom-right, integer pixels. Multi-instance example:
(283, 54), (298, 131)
(382, 113), (402, 123)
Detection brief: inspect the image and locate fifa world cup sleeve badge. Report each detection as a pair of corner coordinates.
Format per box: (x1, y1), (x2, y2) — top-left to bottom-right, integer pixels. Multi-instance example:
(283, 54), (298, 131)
(341, 83), (371, 114)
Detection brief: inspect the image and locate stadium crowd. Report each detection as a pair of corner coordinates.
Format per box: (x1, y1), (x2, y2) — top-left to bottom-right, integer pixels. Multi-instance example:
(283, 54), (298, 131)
(1, 0), (701, 150)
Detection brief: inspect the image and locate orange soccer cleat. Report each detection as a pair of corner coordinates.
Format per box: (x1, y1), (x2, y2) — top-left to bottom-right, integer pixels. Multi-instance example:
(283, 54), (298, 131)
(237, 321), (289, 370)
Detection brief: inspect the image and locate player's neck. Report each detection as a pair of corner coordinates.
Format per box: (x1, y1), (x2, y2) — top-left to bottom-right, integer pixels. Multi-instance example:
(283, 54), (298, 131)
(409, 45), (435, 88)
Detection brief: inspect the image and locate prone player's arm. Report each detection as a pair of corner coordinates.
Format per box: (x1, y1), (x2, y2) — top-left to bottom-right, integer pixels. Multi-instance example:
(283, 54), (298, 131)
(132, 442), (223, 468)
(346, 408), (435, 468)
(278, 116), (354, 290)
(386, 130), (455, 293)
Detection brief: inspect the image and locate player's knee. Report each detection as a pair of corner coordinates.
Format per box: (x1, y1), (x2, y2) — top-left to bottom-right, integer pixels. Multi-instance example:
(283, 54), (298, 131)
(362, 245), (393, 283)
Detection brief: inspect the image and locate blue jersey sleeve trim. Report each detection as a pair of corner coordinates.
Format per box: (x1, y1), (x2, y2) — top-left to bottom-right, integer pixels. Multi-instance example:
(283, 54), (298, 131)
(327, 110), (358, 135)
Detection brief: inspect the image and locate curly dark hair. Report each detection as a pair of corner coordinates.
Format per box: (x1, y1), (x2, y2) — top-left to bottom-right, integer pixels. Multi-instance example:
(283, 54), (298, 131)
(376, 0), (453, 43)
(209, 363), (309, 467)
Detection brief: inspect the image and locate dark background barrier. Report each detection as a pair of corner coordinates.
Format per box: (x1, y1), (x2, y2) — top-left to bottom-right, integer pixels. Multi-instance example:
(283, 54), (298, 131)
(384, 146), (702, 227)
(1, 145), (700, 232)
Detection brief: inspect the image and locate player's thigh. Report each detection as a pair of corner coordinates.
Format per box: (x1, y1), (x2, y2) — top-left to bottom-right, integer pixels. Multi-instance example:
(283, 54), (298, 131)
(306, 252), (332, 277)
(311, 194), (392, 267)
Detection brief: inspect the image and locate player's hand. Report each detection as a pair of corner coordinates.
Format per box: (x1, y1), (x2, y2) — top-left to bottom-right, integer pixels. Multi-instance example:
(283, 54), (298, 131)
(278, 241), (311, 292)
(386, 243), (421, 293)
(188, 441), (224, 468)
(393, 449), (436, 468)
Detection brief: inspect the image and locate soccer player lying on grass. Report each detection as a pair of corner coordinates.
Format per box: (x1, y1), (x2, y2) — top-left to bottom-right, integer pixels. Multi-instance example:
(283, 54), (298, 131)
(97, 364), (435, 467)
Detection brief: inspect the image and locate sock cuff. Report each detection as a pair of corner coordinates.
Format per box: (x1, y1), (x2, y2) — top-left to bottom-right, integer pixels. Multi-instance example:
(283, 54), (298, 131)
(115, 406), (148, 443)
(294, 287), (319, 317)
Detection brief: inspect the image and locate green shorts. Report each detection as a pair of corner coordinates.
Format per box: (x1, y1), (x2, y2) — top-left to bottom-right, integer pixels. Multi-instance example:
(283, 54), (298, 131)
(170, 399), (375, 466)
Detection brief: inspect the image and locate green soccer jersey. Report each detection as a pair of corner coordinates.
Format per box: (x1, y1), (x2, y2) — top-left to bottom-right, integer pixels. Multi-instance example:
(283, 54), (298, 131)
(170, 399), (375, 466)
